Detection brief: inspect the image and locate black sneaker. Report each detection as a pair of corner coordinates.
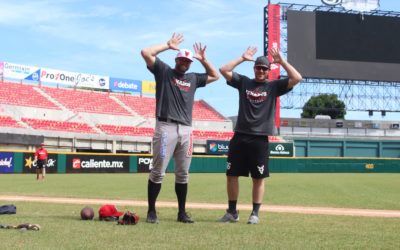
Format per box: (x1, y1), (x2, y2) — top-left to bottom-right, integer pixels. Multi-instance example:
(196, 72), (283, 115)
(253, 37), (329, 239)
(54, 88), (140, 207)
(177, 211), (194, 223)
(146, 211), (159, 224)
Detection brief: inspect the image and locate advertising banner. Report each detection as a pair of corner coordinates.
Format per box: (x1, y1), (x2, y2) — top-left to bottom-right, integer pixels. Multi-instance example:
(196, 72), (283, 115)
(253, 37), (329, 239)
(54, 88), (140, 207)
(0, 61), (3, 79)
(109, 77), (141, 94)
(206, 140), (230, 155)
(3, 62), (40, 81)
(23, 153), (58, 173)
(0, 152), (14, 173)
(137, 156), (153, 173)
(141, 80), (156, 95)
(66, 154), (129, 173)
(40, 67), (109, 89)
(269, 142), (294, 157)
(267, 4), (281, 129)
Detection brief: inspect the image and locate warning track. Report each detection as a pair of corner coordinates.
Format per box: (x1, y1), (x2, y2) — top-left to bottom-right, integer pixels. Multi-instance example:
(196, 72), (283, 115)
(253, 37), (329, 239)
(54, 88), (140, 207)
(1, 195), (400, 218)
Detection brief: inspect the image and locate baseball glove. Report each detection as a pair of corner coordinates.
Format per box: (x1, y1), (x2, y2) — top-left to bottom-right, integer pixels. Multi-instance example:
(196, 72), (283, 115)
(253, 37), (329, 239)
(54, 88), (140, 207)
(117, 211), (139, 225)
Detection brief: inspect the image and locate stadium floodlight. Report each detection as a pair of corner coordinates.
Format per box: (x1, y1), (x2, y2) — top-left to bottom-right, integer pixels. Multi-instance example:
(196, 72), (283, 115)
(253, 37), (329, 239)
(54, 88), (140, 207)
(321, 0), (380, 12)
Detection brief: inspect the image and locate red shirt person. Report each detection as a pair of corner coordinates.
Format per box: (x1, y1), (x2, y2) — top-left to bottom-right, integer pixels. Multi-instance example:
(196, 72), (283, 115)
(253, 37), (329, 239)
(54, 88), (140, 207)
(34, 143), (48, 180)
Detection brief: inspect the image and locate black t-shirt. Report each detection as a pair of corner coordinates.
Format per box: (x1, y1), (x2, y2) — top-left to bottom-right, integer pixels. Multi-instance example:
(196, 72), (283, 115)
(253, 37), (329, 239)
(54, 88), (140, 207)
(148, 58), (207, 126)
(228, 72), (292, 136)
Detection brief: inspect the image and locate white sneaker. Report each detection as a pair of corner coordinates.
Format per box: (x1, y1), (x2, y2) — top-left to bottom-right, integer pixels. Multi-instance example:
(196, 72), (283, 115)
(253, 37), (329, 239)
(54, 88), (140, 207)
(247, 214), (259, 224)
(218, 210), (239, 223)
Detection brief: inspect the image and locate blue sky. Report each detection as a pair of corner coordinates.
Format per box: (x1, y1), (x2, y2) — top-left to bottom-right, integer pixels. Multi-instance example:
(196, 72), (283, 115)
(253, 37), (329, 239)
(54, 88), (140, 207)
(1, 0), (400, 121)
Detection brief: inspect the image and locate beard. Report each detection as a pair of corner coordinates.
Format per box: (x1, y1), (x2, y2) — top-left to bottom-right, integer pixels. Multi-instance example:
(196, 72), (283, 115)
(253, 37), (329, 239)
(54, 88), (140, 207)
(175, 64), (189, 74)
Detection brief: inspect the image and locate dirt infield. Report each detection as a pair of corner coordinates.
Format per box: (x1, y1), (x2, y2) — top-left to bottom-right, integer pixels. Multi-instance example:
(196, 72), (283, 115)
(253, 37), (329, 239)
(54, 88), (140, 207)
(1, 195), (400, 218)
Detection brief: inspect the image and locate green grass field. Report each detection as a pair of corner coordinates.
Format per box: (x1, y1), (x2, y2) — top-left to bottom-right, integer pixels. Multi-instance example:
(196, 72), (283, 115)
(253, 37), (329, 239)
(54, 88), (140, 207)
(0, 173), (399, 249)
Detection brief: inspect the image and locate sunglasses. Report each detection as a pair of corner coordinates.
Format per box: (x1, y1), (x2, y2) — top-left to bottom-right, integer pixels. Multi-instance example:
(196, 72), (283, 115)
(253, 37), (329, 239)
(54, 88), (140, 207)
(254, 66), (270, 71)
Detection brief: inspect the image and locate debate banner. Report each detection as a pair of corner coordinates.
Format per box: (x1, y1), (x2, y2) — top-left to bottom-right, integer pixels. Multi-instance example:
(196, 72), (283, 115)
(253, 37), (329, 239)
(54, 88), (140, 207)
(109, 77), (141, 94)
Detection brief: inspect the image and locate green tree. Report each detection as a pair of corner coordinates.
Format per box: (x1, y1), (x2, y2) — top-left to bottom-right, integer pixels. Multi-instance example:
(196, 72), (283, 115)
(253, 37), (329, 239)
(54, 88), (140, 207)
(301, 94), (346, 119)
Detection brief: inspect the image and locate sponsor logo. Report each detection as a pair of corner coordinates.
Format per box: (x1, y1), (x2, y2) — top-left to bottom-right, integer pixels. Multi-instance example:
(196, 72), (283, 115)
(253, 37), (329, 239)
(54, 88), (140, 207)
(72, 158), (124, 169)
(257, 165), (265, 174)
(365, 163), (375, 170)
(41, 70), (76, 83)
(41, 70), (108, 88)
(113, 80), (139, 90)
(31, 72), (39, 81)
(0, 157), (12, 168)
(72, 158), (81, 169)
(270, 144), (290, 155)
(172, 78), (191, 92)
(321, 0), (341, 6)
(47, 159), (56, 168)
(24, 69), (41, 81)
(246, 87), (268, 103)
(4, 62), (30, 74)
(209, 143), (229, 152)
(209, 143), (218, 152)
(99, 78), (106, 86)
(138, 157), (153, 170)
(25, 156), (36, 169)
(207, 140), (229, 155)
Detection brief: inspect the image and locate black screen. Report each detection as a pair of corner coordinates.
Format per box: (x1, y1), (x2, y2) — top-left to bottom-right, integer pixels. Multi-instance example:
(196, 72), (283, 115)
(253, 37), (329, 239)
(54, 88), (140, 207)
(316, 11), (400, 64)
(287, 10), (400, 82)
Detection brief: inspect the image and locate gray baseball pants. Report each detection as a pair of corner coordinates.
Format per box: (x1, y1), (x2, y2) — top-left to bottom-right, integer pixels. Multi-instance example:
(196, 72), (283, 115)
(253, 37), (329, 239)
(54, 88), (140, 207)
(149, 120), (193, 184)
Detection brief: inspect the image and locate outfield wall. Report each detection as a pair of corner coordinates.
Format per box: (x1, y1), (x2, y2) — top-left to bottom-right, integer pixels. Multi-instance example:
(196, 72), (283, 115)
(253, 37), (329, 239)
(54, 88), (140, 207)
(1, 151), (399, 173)
(294, 138), (400, 158)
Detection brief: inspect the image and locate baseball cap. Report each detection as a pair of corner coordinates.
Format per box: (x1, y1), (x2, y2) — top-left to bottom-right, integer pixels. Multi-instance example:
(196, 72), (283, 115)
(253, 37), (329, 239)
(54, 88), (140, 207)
(176, 49), (193, 62)
(98, 204), (124, 219)
(254, 56), (270, 69)
(40, 143), (45, 146)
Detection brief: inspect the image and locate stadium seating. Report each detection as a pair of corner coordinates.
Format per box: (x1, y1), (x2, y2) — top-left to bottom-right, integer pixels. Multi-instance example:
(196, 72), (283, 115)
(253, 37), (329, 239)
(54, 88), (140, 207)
(96, 124), (154, 137)
(116, 95), (226, 121)
(22, 118), (97, 134)
(42, 87), (131, 115)
(192, 101), (226, 121)
(0, 115), (23, 128)
(97, 124), (235, 140)
(0, 82), (59, 109)
(192, 130), (234, 140)
(116, 95), (155, 118)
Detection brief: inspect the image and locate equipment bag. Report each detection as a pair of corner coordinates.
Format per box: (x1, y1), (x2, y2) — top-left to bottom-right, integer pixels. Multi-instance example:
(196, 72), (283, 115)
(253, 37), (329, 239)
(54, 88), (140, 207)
(0, 204), (16, 214)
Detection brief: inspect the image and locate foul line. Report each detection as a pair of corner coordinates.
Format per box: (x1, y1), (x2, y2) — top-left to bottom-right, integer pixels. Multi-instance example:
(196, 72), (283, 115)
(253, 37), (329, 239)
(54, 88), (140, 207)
(1, 195), (400, 218)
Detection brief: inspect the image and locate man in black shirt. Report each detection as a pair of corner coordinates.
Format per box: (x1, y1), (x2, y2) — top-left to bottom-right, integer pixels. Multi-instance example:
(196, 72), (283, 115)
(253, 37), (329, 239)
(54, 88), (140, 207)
(219, 46), (302, 224)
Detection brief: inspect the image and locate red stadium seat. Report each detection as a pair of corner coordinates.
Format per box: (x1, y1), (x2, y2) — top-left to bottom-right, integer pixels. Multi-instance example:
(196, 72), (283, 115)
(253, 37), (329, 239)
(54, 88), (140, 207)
(42, 87), (131, 115)
(0, 115), (23, 128)
(0, 82), (59, 109)
(22, 118), (97, 134)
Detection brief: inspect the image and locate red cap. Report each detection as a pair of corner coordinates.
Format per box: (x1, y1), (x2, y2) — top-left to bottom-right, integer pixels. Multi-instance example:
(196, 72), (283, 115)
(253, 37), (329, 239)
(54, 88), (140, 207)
(40, 143), (45, 146)
(98, 204), (124, 218)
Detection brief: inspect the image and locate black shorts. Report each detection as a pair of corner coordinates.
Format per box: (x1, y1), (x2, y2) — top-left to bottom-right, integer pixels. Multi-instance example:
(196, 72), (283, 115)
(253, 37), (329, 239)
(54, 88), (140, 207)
(36, 160), (46, 169)
(226, 133), (270, 179)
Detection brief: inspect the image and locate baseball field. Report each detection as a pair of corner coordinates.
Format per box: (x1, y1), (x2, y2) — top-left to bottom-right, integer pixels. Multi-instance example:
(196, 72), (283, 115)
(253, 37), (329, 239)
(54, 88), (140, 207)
(0, 173), (399, 249)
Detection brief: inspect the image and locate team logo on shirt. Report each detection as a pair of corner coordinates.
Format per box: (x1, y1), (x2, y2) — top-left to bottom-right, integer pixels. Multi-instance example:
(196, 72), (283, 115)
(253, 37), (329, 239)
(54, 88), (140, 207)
(172, 77), (191, 92)
(257, 165), (264, 174)
(246, 87), (267, 103)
